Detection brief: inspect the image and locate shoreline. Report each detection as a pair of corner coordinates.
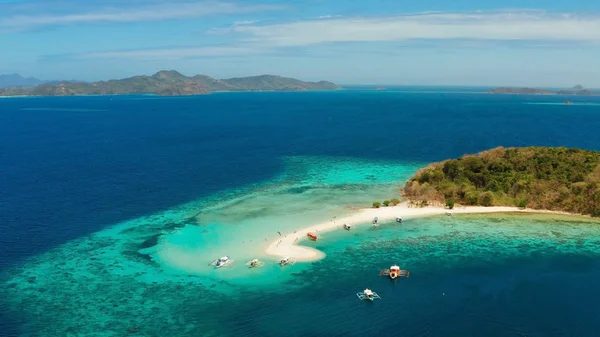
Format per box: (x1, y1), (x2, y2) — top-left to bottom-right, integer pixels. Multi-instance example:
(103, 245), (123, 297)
(264, 203), (582, 262)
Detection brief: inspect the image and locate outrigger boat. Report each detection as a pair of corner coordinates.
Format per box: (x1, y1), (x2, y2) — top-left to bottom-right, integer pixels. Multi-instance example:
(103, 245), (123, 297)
(380, 265), (410, 279)
(245, 259), (265, 268)
(209, 256), (236, 269)
(307, 232), (318, 241)
(343, 224), (352, 230)
(446, 211), (453, 216)
(396, 217), (403, 223)
(372, 216), (379, 227)
(278, 256), (297, 266)
(357, 288), (381, 301)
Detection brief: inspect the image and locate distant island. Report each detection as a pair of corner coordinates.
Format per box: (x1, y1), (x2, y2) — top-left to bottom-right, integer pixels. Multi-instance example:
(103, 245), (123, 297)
(0, 70), (340, 97)
(402, 147), (600, 217)
(0, 73), (47, 88)
(488, 85), (600, 96)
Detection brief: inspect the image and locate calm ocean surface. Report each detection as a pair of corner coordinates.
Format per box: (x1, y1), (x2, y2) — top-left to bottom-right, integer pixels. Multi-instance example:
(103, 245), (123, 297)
(2, 89), (600, 336)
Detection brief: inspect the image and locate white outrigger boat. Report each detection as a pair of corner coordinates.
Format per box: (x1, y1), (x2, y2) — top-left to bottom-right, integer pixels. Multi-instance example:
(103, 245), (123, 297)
(245, 259), (265, 268)
(380, 265), (410, 279)
(208, 256), (236, 268)
(396, 217), (403, 223)
(343, 223), (352, 231)
(372, 216), (379, 227)
(278, 256), (296, 266)
(357, 288), (381, 301)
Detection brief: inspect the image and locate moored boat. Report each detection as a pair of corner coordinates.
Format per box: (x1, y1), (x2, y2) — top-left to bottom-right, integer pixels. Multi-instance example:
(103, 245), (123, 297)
(307, 232), (318, 240)
(216, 256), (229, 267)
(245, 259), (264, 268)
(278, 256), (296, 266)
(357, 288), (381, 301)
(343, 224), (352, 230)
(209, 256), (236, 268)
(380, 265), (410, 279)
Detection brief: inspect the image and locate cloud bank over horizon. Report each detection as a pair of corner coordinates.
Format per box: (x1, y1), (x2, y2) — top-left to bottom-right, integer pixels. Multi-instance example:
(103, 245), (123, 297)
(69, 10), (600, 61)
(0, 1), (283, 31)
(2, 0), (600, 86)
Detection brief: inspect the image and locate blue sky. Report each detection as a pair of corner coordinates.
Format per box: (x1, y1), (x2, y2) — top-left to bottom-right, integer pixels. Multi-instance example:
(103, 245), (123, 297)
(2, 0), (600, 86)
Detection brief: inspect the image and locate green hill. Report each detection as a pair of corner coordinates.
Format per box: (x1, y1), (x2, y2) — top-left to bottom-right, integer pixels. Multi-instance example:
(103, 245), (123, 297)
(402, 147), (600, 216)
(0, 70), (340, 96)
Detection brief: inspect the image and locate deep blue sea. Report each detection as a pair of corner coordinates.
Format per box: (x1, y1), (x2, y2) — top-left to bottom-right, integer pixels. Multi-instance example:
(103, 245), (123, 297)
(2, 89), (600, 336)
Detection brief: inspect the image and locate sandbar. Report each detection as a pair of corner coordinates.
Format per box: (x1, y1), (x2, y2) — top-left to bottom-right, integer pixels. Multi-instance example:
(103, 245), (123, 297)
(264, 203), (575, 262)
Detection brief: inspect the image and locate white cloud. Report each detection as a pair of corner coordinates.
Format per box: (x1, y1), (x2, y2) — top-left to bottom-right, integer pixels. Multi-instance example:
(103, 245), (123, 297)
(78, 46), (262, 60)
(229, 11), (600, 47)
(0, 1), (281, 31)
(233, 20), (258, 26)
(61, 10), (600, 61)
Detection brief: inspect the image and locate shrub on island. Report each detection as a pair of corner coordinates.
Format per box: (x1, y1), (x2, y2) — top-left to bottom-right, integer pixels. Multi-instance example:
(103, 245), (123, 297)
(402, 146), (600, 216)
(373, 201), (381, 208)
(383, 200), (390, 207)
(390, 198), (400, 206)
(445, 198), (455, 209)
(518, 199), (528, 209)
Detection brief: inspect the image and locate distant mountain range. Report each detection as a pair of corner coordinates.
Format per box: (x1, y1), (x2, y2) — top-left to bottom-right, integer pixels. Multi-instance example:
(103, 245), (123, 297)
(0, 70), (340, 96)
(0, 74), (47, 88)
(488, 85), (600, 96)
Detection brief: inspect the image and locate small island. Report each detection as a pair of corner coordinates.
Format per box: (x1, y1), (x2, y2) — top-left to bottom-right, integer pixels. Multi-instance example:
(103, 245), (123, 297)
(402, 147), (600, 217)
(0, 70), (340, 97)
(488, 85), (600, 96)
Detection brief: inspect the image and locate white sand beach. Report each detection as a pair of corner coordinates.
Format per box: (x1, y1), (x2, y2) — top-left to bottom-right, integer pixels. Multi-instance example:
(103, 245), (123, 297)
(265, 203), (573, 262)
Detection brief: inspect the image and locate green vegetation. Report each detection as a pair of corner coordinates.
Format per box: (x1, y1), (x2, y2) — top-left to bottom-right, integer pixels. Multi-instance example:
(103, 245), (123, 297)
(0, 70), (340, 97)
(372, 201), (381, 208)
(445, 198), (455, 209)
(402, 147), (600, 217)
(518, 199), (528, 209)
(390, 198), (400, 206)
(383, 200), (390, 207)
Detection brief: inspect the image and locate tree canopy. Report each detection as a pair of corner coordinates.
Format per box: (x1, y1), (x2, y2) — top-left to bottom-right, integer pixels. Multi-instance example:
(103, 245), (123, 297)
(402, 147), (600, 217)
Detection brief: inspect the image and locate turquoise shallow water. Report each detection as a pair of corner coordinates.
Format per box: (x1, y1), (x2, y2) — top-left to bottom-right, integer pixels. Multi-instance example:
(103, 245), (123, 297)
(0, 155), (425, 333)
(151, 156), (423, 279)
(3, 92), (600, 336)
(3, 209), (600, 336)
